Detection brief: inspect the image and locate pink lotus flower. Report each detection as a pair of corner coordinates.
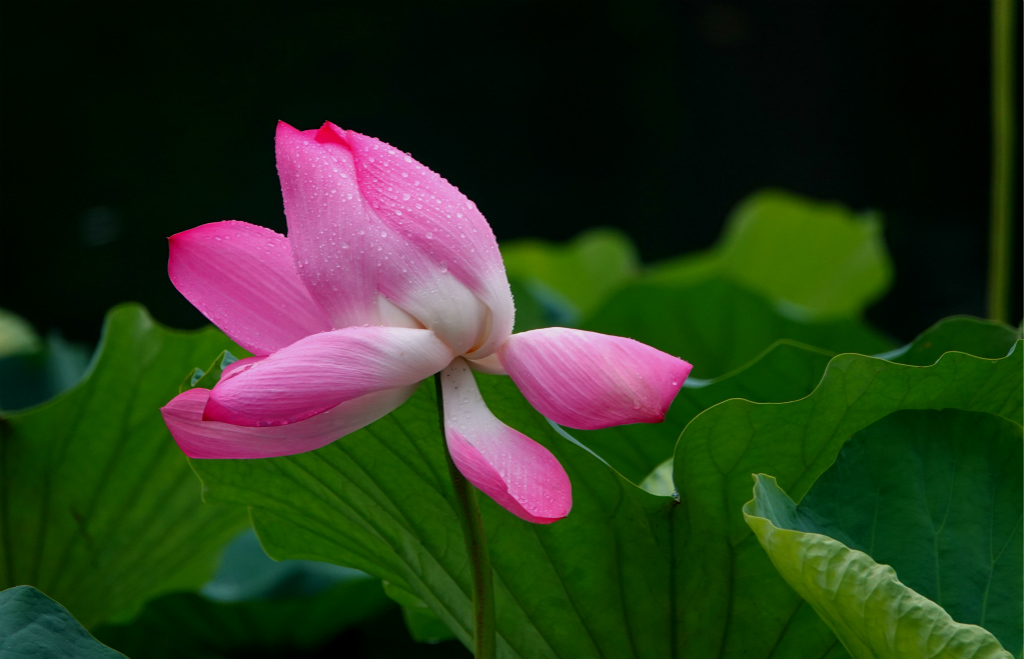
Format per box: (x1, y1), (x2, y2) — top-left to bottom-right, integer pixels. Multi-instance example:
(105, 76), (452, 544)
(161, 122), (692, 524)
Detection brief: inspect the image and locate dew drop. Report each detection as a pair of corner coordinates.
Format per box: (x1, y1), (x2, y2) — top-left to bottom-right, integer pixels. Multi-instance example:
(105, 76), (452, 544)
(425, 231), (433, 240)
(340, 242), (349, 249)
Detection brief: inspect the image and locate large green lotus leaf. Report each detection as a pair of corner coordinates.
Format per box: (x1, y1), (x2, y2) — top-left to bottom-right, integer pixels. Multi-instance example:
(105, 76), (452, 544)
(191, 340), (1021, 659)
(0, 309), (41, 358)
(192, 378), (673, 659)
(879, 316), (1021, 366)
(745, 409), (1021, 656)
(501, 228), (639, 327)
(670, 342), (1022, 658)
(582, 278), (895, 379)
(0, 586), (126, 658)
(649, 190), (892, 319)
(0, 304), (249, 628)
(579, 314), (1021, 486)
(745, 478), (1011, 659)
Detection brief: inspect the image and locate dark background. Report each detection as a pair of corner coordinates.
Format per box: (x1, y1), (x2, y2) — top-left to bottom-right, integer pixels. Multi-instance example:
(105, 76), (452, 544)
(1, 0), (1021, 347)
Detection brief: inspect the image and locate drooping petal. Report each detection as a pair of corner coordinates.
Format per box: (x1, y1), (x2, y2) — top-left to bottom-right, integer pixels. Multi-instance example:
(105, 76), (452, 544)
(334, 125), (515, 357)
(275, 121), (384, 329)
(204, 326), (454, 427)
(498, 328), (692, 430)
(441, 358), (571, 524)
(168, 221), (331, 355)
(162, 385), (416, 459)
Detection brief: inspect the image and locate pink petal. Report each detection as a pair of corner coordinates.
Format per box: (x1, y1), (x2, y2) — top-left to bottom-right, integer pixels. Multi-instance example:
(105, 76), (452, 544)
(162, 385), (416, 459)
(441, 358), (571, 524)
(276, 122), (502, 355)
(219, 355), (267, 380)
(498, 328), (692, 430)
(331, 124), (515, 357)
(168, 221), (331, 355)
(205, 326), (454, 427)
(275, 121), (384, 329)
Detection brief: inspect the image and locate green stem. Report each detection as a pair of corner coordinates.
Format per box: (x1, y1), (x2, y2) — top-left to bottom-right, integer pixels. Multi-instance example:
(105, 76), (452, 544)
(988, 0), (1016, 323)
(435, 373), (496, 659)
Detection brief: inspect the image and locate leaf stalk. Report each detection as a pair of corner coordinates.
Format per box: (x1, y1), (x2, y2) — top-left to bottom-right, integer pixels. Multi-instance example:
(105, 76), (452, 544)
(435, 372), (497, 659)
(988, 0), (1017, 323)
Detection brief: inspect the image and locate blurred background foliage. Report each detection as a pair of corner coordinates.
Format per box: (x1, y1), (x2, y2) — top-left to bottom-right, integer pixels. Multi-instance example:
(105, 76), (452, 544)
(0, 2), (1021, 658)
(1, 0), (1020, 348)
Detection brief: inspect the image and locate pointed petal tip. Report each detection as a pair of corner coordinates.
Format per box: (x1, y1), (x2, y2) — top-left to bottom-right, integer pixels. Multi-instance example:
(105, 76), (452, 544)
(440, 359), (572, 524)
(499, 328), (693, 430)
(314, 122), (350, 148)
(162, 384), (416, 460)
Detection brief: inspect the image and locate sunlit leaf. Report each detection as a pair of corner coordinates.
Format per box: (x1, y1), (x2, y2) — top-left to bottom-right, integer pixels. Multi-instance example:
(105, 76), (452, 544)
(745, 409), (1021, 655)
(501, 228), (639, 328)
(670, 342), (1021, 658)
(650, 189), (893, 319)
(743, 413), (1021, 659)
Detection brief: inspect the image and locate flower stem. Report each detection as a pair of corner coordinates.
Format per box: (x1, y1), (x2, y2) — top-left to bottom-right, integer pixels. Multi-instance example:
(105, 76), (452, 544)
(988, 0), (1016, 324)
(435, 373), (497, 659)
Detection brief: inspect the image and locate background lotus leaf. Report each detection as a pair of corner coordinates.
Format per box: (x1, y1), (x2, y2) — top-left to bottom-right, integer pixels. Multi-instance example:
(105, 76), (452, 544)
(0, 586), (126, 659)
(0, 305), (249, 629)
